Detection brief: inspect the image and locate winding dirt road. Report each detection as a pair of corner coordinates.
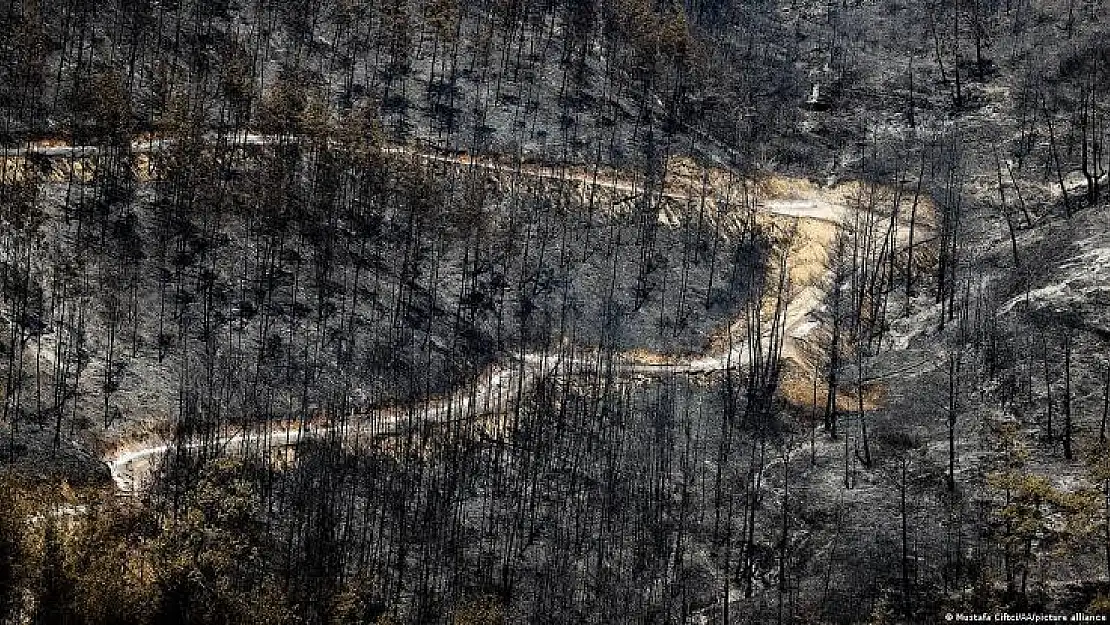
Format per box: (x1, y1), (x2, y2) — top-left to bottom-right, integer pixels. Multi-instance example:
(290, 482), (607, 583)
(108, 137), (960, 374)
(4, 134), (921, 492)
(106, 343), (773, 492)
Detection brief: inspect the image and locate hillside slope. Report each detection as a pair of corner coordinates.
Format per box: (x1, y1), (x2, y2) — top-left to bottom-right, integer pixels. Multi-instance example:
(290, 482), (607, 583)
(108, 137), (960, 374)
(1, 1), (1109, 624)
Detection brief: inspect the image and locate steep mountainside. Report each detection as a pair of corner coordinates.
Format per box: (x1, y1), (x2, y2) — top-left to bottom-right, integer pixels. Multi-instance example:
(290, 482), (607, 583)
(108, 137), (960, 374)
(0, 1), (1109, 624)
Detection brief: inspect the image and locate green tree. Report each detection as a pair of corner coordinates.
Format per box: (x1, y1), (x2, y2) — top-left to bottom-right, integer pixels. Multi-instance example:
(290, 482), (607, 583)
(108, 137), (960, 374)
(32, 519), (76, 625)
(151, 457), (291, 625)
(0, 479), (30, 623)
